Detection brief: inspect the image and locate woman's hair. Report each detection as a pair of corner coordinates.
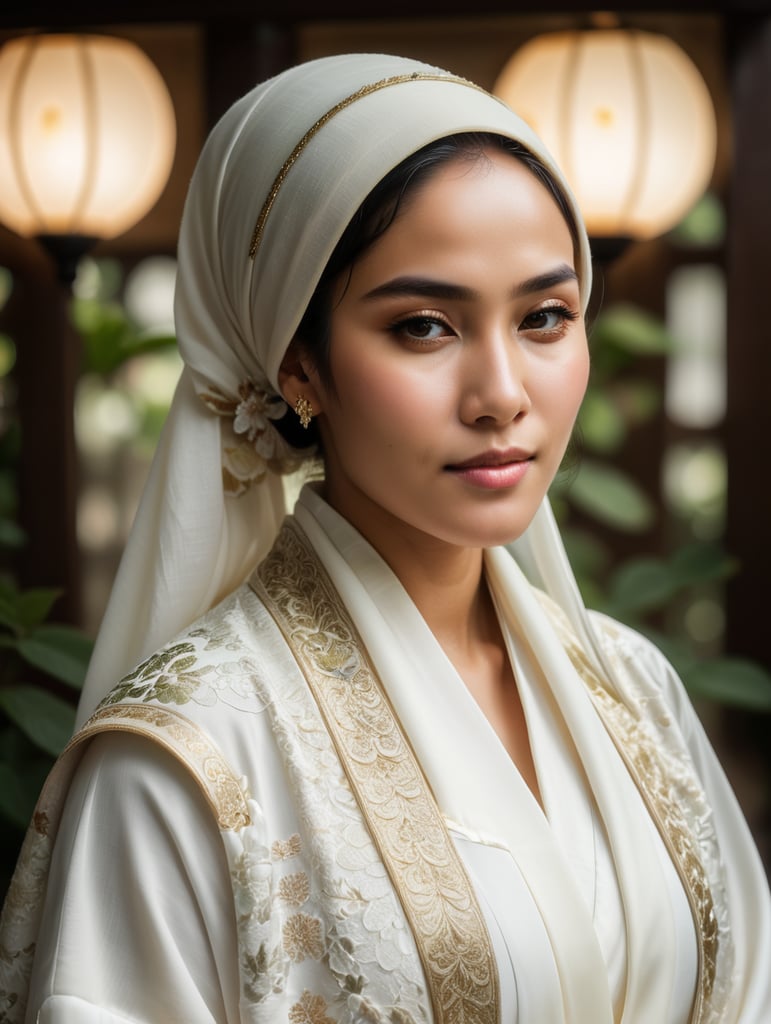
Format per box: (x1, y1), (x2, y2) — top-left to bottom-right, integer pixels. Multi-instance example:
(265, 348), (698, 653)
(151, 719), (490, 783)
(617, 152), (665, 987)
(276, 131), (580, 450)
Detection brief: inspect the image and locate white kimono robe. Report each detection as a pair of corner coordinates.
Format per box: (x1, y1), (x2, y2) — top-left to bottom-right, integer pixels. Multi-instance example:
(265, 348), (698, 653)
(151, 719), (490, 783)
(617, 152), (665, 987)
(1, 487), (769, 1023)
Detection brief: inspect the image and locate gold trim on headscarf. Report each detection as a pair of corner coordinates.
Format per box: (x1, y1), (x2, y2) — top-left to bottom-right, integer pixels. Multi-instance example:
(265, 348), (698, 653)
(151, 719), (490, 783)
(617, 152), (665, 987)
(248, 71), (486, 259)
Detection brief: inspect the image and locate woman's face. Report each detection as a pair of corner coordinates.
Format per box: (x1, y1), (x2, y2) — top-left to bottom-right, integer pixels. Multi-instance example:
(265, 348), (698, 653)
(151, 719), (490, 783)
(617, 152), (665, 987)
(302, 148), (589, 555)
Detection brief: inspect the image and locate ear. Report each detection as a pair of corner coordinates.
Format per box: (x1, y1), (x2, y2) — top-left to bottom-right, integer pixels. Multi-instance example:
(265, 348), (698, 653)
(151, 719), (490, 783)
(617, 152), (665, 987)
(278, 339), (325, 415)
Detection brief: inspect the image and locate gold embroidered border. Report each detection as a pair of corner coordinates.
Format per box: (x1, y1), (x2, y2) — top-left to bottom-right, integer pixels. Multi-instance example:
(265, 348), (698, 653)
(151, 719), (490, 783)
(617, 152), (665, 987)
(0, 701), (250, 1024)
(252, 521), (499, 1024)
(77, 704), (250, 831)
(538, 595), (718, 1024)
(248, 71), (484, 259)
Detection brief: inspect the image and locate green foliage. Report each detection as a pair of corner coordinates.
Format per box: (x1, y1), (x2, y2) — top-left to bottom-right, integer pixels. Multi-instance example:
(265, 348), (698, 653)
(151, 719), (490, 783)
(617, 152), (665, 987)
(0, 426), (22, 551)
(0, 423), (93, 842)
(73, 295), (176, 376)
(0, 731), (51, 829)
(602, 543), (736, 619)
(669, 192), (726, 249)
(563, 459), (656, 532)
(555, 301), (771, 712)
(70, 256), (176, 377)
(0, 578), (92, 829)
(0, 686), (76, 758)
(683, 659), (771, 709)
(0, 256), (177, 879)
(590, 302), (673, 358)
(18, 626), (95, 688)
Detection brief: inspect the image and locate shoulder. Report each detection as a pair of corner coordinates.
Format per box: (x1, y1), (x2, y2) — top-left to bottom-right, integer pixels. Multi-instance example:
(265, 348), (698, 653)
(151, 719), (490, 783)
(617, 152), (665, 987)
(75, 582), (302, 831)
(587, 609), (700, 740)
(532, 585), (702, 745)
(89, 577), (311, 752)
(99, 583), (277, 712)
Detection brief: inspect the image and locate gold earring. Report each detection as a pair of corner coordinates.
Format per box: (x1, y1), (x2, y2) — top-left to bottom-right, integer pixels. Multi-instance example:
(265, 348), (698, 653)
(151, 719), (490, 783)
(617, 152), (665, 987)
(294, 395), (313, 429)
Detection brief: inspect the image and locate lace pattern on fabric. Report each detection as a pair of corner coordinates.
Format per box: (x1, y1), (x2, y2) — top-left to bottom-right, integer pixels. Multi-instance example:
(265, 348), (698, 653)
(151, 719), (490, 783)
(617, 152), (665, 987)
(252, 519), (500, 1024)
(537, 592), (733, 1024)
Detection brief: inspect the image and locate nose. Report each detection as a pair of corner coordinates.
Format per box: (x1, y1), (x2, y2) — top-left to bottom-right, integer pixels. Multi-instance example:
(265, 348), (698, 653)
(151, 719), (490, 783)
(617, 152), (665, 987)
(459, 329), (531, 426)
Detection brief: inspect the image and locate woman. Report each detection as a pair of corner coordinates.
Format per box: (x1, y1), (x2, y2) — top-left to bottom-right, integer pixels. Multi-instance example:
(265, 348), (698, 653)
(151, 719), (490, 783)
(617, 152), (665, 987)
(1, 53), (769, 1024)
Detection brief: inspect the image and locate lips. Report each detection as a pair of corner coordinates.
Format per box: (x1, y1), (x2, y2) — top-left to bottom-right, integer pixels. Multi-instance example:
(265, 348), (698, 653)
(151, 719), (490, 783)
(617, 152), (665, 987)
(444, 449), (534, 491)
(446, 448), (532, 471)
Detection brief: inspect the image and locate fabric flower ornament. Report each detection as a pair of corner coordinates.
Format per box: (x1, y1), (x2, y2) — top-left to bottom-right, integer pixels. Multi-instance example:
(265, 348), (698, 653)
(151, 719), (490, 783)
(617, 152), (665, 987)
(233, 382), (287, 452)
(200, 378), (308, 496)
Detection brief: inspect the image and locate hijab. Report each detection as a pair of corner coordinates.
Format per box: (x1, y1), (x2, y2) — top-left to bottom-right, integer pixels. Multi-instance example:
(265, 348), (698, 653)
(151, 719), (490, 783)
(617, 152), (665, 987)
(77, 52), (600, 724)
(71, 53), (734, 1022)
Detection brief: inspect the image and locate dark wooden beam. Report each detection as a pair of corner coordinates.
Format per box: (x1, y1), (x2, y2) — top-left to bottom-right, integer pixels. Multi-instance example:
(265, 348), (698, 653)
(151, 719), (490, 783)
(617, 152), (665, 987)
(1, 0), (769, 31)
(0, 230), (82, 625)
(204, 20), (295, 127)
(724, 14), (771, 671)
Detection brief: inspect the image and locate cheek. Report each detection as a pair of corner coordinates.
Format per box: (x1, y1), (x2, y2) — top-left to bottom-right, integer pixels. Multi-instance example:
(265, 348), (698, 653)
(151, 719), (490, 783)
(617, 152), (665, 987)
(568, 347), (591, 413)
(330, 351), (447, 444)
(529, 345), (590, 445)
(551, 346), (590, 419)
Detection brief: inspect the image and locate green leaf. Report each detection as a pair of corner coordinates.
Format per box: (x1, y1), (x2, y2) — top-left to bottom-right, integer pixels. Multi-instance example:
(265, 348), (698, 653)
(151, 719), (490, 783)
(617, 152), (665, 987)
(74, 299), (135, 375)
(0, 762), (35, 828)
(578, 390), (627, 453)
(606, 558), (682, 615)
(592, 303), (674, 355)
(0, 517), (26, 550)
(561, 525), (612, 580)
(568, 460), (656, 532)
(16, 588), (63, 630)
(670, 543), (737, 586)
(683, 658), (771, 711)
(603, 544), (735, 617)
(0, 584), (19, 634)
(0, 685), (75, 756)
(669, 192), (726, 248)
(0, 749), (52, 828)
(118, 330), (177, 361)
(17, 626), (93, 689)
(0, 331), (16, 377)
(74, 294), (176, 375)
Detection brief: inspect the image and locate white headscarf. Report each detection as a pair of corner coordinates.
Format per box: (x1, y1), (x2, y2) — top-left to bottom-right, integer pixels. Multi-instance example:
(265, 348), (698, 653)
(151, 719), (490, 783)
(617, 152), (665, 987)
(77, 52), (595, 725)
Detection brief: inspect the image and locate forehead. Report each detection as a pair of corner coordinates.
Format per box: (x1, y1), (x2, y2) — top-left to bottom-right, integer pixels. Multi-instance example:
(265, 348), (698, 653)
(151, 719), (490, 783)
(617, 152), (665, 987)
(355, 149), (577, 280)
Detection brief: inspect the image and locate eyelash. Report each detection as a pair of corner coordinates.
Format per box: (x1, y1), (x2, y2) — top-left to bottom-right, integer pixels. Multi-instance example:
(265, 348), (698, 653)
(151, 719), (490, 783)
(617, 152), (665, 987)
(387, 302), (580, 346)
(521, 303), (580, 337)
(387, 313), (453, 345)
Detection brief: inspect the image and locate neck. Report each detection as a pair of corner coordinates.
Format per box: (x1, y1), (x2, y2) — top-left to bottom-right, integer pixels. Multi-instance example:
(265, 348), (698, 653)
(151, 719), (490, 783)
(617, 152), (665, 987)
(316, 480), (500, 661)
(351, 516), (494, 663)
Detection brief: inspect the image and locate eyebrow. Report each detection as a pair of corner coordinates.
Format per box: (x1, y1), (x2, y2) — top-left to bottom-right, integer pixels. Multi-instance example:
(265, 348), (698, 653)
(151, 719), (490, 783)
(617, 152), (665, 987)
(362, 263), (578, 302)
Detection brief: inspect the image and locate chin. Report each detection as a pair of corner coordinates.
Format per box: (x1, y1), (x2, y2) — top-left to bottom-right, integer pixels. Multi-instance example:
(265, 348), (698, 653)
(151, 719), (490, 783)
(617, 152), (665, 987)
(442, 514), (541, 551)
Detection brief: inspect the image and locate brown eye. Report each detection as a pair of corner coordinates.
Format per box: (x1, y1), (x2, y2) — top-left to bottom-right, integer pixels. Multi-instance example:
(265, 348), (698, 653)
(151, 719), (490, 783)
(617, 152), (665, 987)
(523, 309), (561, 331)
(389, 314), (455, 345)
(407, 317), (439, 338)
(520, 304), (579, 336)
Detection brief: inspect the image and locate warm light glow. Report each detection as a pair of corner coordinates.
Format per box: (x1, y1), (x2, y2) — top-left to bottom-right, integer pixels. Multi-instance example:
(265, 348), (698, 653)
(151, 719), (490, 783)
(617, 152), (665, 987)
(0, 34), (176, 239)
(494, 29), (717, 239)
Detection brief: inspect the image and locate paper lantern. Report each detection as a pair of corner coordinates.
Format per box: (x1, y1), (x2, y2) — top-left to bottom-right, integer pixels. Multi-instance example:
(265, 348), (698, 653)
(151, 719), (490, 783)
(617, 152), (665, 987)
(494, 29), (717, 239)
(0, 34), (176, 243)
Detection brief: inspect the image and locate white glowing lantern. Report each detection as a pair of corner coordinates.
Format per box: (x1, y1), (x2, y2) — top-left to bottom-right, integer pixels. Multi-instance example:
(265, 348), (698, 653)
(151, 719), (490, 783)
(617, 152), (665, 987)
(0, 34), (176, 242)
(494, 29), (717, 239)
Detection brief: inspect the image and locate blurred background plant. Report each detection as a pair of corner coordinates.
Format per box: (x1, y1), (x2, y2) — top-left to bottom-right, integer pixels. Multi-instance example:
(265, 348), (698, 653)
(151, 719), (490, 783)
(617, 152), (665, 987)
(551, 213), (771, 711)
(0, 256), (180, 895)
